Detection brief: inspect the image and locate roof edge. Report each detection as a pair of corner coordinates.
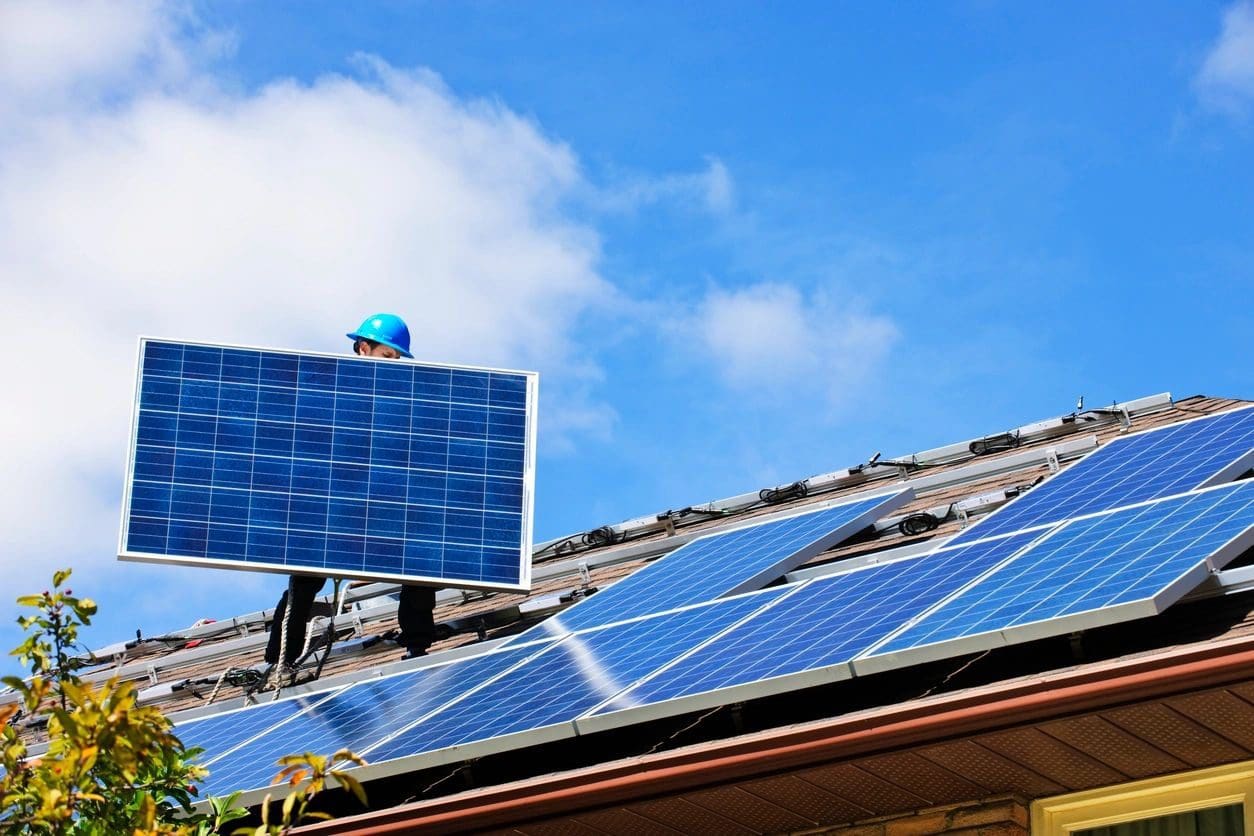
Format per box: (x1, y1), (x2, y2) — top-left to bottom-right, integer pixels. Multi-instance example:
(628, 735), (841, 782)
(296, 633), (1254, 834)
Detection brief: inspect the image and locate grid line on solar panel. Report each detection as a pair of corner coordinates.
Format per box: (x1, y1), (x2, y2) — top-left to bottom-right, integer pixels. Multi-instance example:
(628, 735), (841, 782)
(361, 585), (792, 771)
(174, 687), (346, 768)
(120, 339), (536, 590)
(858, 480), (1254, 674)
(947, 406), (1254, 547)
(197, 639), (555, 797)
(573, 529), (1047, 734)
(514, 490), (912, 641)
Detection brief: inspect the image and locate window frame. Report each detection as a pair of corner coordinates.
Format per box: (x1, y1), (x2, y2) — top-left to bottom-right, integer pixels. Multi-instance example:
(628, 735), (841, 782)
(1032, 761), (1254, 834)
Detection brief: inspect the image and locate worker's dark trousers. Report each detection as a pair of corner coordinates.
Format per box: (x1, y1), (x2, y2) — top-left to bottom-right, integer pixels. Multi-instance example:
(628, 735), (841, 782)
(264, 575), (325, 665)
(396, 585), (437, 654)
(265, 578), (437, 665)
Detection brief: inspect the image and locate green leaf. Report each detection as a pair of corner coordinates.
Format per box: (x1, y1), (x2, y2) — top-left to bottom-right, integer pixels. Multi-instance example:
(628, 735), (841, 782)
(53, 568), (72, 588)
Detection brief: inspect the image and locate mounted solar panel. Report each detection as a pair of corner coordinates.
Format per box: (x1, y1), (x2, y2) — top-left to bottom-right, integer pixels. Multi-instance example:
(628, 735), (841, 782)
(515, 489), (913, 641)
(948, 405), (1254, 547)
(200, 591), (787, 799)
(196, 638), (554, 799)
(174, 688), (345, 768)
(576, 529), (1047, 735)
(119, 339), (538, 592)
(856, 479), (1254, 675)
(359, 585), (790, 778)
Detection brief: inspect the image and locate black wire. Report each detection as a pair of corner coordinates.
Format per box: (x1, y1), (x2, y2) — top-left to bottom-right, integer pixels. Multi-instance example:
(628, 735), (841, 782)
(760, 481), (808, 504)
(582, 526), (621, 547)
(898, 512), (940, 537)
(969, 432), (1021, 456)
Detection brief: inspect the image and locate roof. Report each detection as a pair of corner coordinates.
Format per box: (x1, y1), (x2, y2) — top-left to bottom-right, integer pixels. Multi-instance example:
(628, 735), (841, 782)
(8, 391), (1254, 830)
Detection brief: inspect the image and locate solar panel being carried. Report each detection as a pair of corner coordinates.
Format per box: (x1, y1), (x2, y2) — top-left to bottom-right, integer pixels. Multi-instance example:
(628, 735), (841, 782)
(947, 405), (1254, 547)
(120, 339), (538, 591)
(516, 489), (913, 640)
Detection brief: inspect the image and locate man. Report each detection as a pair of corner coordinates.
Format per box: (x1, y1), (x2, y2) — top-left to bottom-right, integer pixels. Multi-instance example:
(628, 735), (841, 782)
(264, 313), (437, 667)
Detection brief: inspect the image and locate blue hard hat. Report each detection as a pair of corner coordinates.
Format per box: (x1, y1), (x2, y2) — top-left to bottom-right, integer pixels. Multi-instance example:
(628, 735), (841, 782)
(347, 313), (413, 358)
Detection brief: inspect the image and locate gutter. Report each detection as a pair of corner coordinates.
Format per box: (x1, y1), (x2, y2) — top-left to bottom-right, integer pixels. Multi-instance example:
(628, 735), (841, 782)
(296, 633), (1254, 834)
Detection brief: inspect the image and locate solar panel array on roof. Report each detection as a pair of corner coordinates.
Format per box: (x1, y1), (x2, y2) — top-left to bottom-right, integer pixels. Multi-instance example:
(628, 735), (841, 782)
(947, 405), (1254, 547)
(580, 481), (1254, 734)
(120, 339), (538, 591)
(365, 585), (789, 771)
(579, 529), (1046, 726)
(182, 407), (1254, 803)
(861, 479), (1254, 671)
(190, 639), (555, 798)
(177, 690), (343, 768)
(515, 490), (913, 641)
(192, 589), (787, 796)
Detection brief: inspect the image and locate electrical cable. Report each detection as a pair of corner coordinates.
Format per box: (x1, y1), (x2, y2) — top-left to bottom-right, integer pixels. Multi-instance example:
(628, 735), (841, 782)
(969, 432), (1021, 456)
(759, 481), (808, 504)
(898, 512), (940, 537)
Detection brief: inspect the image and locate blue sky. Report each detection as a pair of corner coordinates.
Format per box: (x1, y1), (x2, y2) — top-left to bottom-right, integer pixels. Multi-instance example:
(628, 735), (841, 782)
(1, 1), (1251, 673)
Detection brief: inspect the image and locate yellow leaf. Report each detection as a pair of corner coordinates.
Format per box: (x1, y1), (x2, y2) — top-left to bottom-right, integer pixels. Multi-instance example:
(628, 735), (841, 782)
(331, 748), (367, 767)
(332, 771), (368, 806)
(281, 790), (299, 821)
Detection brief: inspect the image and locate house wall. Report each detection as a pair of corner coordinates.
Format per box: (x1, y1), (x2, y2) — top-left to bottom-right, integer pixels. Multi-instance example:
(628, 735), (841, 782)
(808, 795), (1029, 836)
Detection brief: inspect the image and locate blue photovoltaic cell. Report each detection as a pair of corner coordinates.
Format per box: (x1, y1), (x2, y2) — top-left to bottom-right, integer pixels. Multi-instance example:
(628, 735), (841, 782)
(366, 586), (790, 766)
(949, 406), (1254, 546)
(122, 339), (536, 588)
(198, 640), (551, 797)
(874, 481), (1254, 655)
(518, 493), (906, 640)
(174, 691), (338, 766)
(594, 530), (1044, 712)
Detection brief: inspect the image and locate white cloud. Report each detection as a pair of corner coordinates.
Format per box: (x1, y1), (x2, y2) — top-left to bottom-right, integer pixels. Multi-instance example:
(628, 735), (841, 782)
(1196, 1), (1254, 114)
(0, 0), (219, 117)
(592, 156), (735, 215)
(685, 283), (898, 405)
(0, 3), (616, 593)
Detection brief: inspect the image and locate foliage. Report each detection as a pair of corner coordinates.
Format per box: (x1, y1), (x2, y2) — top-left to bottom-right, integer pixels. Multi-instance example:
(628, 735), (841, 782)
(0, 569), (366, 834)
(247, 750), (366, 835)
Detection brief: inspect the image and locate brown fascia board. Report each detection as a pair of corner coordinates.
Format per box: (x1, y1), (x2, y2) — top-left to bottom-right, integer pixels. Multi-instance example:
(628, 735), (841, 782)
(294, 633), (1254, 835)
